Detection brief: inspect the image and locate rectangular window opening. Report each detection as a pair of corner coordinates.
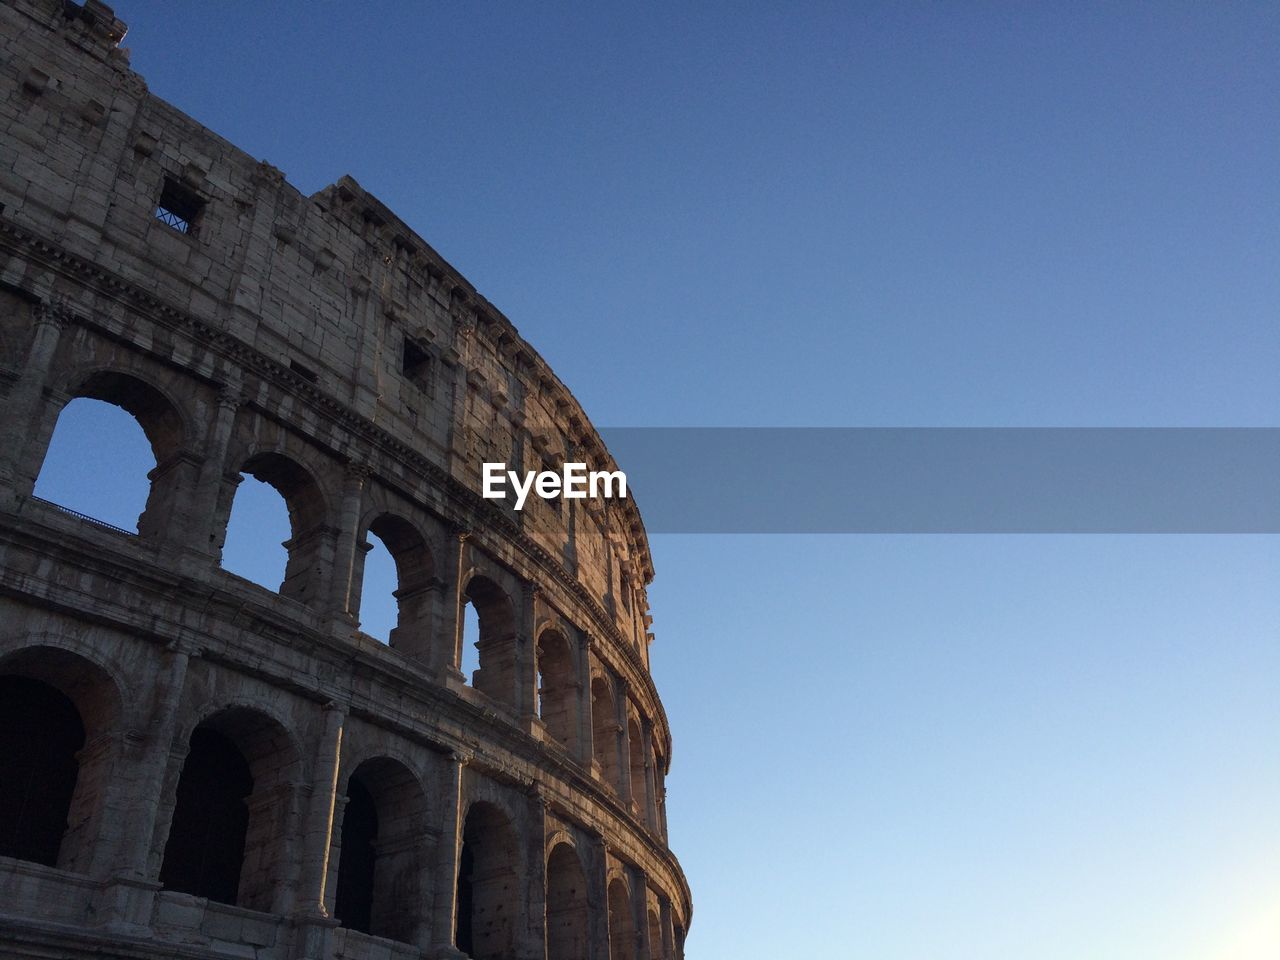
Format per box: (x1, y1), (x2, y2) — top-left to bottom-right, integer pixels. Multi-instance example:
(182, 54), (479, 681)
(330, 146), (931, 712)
(155, 178), (204, 235)
(402, 336), (433, 390)
(289, 360), (318, 383)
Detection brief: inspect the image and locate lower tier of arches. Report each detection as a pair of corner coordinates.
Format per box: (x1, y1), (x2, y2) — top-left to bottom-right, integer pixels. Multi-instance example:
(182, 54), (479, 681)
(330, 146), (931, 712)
(0, 622), (688, 960)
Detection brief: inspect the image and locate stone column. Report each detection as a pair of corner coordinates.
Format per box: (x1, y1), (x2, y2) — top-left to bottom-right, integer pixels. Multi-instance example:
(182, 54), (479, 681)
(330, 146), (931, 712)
(17, 384), (70, 505)
(587, 833), (610, 960)
(617, 680), (634, 807)
(345, 538), (375, 624)
(429, 752), (467, 957)
(405, 818), (444, 950)
(518, 786), (549, 960)
(641, 717), (658, 830)
(63, 731), (123, 875)
(294, 702), (346, 917)
(444, 531), (470, 679)
(576, 634), (594, 767)
(516, 580), (537, 718)
(425, 529), (459, 675)
(330, 462), (370, 624)
(633, 871), (652, 960)
(111, 641), (190, 880)
(563, 488), (579, 575)
(357, 820), (439, 949)
(388, 577), (444, 663)
(139, 448), (205, 550)
(187, 384), (243, 558)
(245, 780), (309, 915)
(1, 300), (68, 497)
(658, 898), (676, 960)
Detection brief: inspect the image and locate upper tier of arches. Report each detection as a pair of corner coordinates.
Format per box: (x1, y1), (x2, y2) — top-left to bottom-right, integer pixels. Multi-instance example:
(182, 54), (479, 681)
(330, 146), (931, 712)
(3, 302), (673, 838)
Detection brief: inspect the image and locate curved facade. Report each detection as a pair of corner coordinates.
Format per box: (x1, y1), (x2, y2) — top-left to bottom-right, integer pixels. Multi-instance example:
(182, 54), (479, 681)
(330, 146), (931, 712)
(0, 2), (690, 959)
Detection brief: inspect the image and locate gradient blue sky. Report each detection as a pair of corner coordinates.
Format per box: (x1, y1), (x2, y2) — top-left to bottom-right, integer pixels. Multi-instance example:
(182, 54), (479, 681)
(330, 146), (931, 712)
(32, 3), (1280, 958)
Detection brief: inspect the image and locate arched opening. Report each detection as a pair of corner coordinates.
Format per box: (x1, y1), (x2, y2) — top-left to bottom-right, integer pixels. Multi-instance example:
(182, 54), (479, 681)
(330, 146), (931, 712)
(357, 514), (436, 655)
(33, 371), (185, 537)
(628, 716), (647, 820)
(536, 628), (577, 751)
(221, 473), (291, 589)
(461, 600), (481, 680)
(33, 397), (152, 532)
(546, 842), (589, 960)
(158, 727), (252, 904)
(335, 776), (377, 931)
(357, 534), (397, 644)
(461, 576), (516, 709)
(591, 677), (621, 793)
(160, 707), (301, 912)
(222, 452), (328, 605)
(0, 676), (84, 866)
(456, 801), (518, 959)
(333, 757), (426, 943)
(608, 878), (636, 960)
(0, 646), (121, 873)
(648, 908), (664, 960)
(674, 921), (686, 960)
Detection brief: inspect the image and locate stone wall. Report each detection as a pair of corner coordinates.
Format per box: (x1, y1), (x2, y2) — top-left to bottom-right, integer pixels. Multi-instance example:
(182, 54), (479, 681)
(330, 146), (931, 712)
(0, 1), (690, 957)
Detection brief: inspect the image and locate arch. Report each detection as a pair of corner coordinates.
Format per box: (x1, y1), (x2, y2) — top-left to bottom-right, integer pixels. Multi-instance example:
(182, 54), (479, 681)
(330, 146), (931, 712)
(225, 451), (330, 605)
(356, 532), (397, 642)
(536, 627), (577, 751)
(461, 575), (517, 710)
(358, 512), (437, 654)
(607, 877), (636, 960)
(0, 642), (123, 732)
(647, 908), (664, 960)
(461, 597), (482, 681)
(0, 677), (83, 866)
(545, 841), (589, 960)
(0, 645), (122, 872)
(159, 705), (302, 911)
(628, 715), (647, 820)
(69, 369), (188, 457)
(219, 468), (292, 590)
(333, 756), (427, 943)
(456, 800), (519, 959)
(158, 725), (251, 903)
(652, 736), (669, 837)
(591, 676), (622, 793)
(34, 370), (189, 537)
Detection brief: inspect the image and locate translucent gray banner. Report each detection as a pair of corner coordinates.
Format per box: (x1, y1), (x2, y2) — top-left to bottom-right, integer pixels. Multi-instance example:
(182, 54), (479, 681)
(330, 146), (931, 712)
(597, 428), (1280, 533)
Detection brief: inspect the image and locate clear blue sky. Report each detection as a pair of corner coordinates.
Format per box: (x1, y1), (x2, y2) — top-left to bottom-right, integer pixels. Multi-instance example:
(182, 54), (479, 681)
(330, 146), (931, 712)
(34, 3), (1280, 958)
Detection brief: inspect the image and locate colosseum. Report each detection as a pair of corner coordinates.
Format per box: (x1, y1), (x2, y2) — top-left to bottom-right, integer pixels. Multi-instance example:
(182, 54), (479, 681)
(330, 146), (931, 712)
(0, 2), (691, 958)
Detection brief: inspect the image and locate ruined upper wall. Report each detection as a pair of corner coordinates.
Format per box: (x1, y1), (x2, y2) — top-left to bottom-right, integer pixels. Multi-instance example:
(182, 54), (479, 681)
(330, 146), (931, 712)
(0, 0), (656, 647)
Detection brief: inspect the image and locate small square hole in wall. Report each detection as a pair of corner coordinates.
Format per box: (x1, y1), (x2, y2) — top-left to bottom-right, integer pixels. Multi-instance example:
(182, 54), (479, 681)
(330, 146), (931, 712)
(402, 336), (433, 391)
(155, 178), (204, 235)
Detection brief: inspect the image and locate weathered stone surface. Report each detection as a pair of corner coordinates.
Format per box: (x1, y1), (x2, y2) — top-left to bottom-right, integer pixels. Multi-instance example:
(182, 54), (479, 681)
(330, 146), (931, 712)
(0, 1), (689, 958)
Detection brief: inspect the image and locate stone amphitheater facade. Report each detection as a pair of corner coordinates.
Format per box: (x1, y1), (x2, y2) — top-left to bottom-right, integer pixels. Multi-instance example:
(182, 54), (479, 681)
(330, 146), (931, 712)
(0, 2), (690, 958)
